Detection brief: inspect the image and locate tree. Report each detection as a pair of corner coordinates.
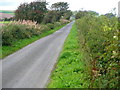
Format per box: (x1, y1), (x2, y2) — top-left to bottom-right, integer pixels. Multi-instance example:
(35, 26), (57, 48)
(15, 1), (48, 23)
(63, 10), (73, 20)
(43, 11), (61, 24)
(75, 10), (88, 19)
(50, 2), (72, 20)
(104, 13), (116, 18)
(51, 2), (69, 11)
(75, 10), (99, 19)
(87, 10), (99, 16)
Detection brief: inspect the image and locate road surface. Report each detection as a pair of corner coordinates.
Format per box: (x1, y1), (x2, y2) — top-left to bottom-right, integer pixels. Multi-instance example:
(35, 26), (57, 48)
(2, 21), (74, 88)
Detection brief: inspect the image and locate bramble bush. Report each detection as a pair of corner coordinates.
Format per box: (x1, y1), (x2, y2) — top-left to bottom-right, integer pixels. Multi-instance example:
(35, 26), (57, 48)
(76, 15), (119, 88)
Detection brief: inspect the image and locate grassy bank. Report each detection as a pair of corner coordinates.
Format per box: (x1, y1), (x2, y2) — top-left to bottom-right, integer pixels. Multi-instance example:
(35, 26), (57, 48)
(2, 24), (66, 59)
(47, 23), (90, 88)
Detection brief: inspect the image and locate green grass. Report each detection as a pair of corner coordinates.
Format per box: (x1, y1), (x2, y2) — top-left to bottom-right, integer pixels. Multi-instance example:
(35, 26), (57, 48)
(0, 21), (10, 24)
(47, 23), (90, 88)
(1, 24), (67, 59)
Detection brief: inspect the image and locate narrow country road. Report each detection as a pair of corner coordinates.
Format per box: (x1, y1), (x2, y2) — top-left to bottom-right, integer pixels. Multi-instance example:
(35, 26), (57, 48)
(2, 21), (74, 88)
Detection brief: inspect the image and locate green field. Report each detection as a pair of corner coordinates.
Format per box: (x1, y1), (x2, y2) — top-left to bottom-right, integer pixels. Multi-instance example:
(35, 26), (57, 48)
(0, 21), (10, 24)
(0, 10), (15, 15)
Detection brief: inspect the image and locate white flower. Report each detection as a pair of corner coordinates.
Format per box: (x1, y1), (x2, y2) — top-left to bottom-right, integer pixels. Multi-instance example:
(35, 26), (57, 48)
(113, 36), (117, 38)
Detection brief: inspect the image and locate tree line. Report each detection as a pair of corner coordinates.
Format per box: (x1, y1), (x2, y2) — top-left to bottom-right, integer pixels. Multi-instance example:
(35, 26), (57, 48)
(15, 1), (72, 23)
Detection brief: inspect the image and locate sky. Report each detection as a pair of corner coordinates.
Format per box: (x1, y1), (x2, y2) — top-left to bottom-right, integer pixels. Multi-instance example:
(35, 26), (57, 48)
(0, 0), (120, 14)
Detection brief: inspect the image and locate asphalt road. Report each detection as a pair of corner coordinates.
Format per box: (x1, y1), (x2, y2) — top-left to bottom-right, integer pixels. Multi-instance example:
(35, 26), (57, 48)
(2, 21), (74, 88)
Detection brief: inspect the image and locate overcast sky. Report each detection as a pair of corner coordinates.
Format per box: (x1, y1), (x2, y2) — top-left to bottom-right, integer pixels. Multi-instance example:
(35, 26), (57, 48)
(0, 0), (119, 14)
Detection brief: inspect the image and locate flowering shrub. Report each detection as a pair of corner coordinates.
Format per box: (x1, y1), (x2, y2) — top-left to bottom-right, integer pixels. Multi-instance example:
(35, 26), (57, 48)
(76, 15), (119, 88)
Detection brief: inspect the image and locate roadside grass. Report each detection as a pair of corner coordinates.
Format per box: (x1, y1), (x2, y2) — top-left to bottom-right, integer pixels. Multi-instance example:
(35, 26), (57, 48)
(1, 24), (66, 59)
(47, 23), (90, 88)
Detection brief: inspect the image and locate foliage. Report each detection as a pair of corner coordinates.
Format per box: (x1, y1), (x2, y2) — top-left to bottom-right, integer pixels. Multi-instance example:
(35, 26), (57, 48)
(1, 19), (68, 46)
(15, 1), (72, 24)
(1, 17), (15, 21)
(51, 2), (69, 11)
(15, 1), (47, 23)
(46, 22), (62, 30)
(76, 14), (119, 88)
(47, 23), (90, 88)
(104, 13), (116, 18)
(63, 10), (73, 20)
(48, 2), (72, 22)
(42, 11), (61, 24)
(2, 20), (40, 45)
(75, 10), (99, 19)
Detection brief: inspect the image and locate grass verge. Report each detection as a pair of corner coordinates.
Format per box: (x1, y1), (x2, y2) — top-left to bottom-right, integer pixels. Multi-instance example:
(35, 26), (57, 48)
(1, 24), (66, 59)
(47, 23), (90, 88)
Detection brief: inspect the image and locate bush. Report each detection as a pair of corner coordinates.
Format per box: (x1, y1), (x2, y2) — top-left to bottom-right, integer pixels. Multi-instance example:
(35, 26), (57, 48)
(54, 22), (62, 28)
(60, 19), (70, 24)
(2, 29), (14, 46)
(2, 20), (50, 46)
(47, 23), (55, 29)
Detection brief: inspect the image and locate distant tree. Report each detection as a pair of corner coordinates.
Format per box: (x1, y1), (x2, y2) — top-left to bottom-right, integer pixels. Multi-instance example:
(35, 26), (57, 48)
(51, 2), (69, 11)
(15, 1), (48, 23)
(43, 11), (61, 24)
(51, 2), (72, 20)
(63, 10), (73, 20)
(75, 11), (88, 19)
(75, 10), (99, 19)
(87, 10), (99, 16)
(104, 13), (116, 18)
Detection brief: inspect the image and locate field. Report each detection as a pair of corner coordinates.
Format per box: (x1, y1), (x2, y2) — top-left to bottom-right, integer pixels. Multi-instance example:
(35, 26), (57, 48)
(0, 10), (15, 15)
(0, 10), (15, 21)
(0, 21), (10, 24)
(0, 13), (14, 19)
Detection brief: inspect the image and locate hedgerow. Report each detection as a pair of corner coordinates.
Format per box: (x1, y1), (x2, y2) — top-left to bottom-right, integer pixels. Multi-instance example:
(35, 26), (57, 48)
(76, 15), (119, 88)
